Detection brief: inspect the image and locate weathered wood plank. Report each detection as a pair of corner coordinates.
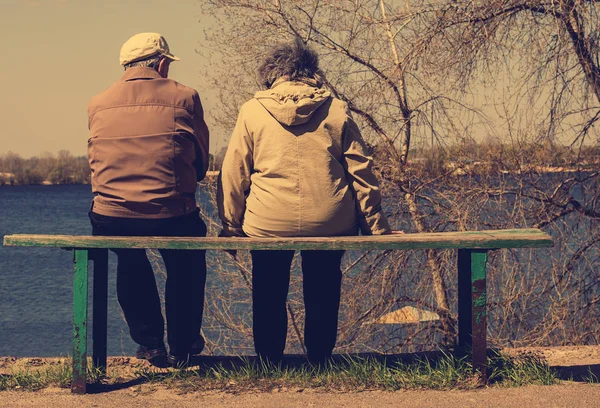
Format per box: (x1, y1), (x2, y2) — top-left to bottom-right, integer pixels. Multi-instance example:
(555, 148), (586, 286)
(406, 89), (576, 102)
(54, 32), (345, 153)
(470, 250), (488, 381)
(3, 229), (553, 250)
(457, 249), (488, 381)
(91, 249), (108, 374)
(71, 249), (88, 394)
(457, 250), (472, 349)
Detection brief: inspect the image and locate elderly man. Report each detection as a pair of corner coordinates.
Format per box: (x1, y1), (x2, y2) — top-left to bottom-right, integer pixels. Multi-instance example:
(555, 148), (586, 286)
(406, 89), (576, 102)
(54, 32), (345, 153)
(218, 39), (392, 365)
(87, 33), (210, 367)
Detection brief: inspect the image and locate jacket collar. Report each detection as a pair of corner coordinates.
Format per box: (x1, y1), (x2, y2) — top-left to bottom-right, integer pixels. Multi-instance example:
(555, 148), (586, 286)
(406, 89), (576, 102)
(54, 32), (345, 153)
(120, 67), (162, 82)
(271, 76), (322, 89)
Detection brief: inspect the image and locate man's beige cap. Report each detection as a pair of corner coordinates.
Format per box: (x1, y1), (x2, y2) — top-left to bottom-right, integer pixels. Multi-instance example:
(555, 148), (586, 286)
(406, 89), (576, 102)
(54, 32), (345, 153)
(119, 32), (180, 66)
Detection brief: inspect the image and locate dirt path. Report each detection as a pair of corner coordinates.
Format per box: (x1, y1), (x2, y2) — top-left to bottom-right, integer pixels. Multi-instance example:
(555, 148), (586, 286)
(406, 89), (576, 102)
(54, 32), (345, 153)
(2, 346), (600, 407)
(2, 383), (600, 408)
(506, 345), (600, 366)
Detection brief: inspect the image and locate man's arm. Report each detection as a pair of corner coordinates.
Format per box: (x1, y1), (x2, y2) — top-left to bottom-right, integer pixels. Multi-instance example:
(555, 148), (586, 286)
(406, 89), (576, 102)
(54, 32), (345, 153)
(341, 111), (392, 235)
(192, 91), (210, 181)
(217, 105), (253, 237)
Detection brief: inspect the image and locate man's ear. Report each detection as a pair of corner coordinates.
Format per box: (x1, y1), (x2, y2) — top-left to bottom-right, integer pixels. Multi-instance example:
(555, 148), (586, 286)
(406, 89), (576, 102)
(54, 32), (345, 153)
(157, 58), (170, 78)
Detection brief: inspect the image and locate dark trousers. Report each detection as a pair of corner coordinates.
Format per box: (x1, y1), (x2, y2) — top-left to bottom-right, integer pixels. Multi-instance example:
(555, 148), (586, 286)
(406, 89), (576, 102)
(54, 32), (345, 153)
(89, 208), (207, 357)
(251, 250), (344, 361)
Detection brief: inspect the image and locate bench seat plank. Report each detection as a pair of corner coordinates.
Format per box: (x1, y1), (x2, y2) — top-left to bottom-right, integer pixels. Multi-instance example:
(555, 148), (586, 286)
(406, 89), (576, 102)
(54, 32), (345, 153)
(3, 228), (553, 250)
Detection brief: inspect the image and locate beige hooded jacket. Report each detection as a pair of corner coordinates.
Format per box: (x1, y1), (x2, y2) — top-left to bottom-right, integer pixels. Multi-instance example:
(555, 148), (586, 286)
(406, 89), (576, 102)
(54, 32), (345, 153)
(217, 78), (391, 238)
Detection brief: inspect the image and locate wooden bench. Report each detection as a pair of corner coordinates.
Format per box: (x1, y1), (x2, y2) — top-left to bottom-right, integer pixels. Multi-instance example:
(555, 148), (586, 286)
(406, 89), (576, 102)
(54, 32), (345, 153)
(3, 228), (553, 393)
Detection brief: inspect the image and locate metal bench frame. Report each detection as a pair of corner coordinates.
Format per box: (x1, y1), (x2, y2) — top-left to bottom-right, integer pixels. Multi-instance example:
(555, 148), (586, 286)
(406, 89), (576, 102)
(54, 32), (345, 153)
(3, 228), (553, 393)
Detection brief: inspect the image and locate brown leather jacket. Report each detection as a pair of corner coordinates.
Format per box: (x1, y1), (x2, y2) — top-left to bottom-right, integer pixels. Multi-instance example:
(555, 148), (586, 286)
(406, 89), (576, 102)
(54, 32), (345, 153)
(87, 67), (209, 219)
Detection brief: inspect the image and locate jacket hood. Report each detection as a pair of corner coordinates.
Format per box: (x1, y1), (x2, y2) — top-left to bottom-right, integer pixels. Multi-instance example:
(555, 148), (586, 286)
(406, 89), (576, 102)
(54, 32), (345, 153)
(254, 77), (331, 126)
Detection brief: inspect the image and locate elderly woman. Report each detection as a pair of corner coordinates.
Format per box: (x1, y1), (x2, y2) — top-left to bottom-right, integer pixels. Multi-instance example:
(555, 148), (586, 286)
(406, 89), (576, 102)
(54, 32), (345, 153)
(217, 39), (392, 365)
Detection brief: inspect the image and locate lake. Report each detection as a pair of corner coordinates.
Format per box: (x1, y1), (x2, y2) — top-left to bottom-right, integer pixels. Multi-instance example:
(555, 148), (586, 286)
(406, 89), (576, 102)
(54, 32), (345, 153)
(0, 185), (137, 356)
(0, 184), (227, 357)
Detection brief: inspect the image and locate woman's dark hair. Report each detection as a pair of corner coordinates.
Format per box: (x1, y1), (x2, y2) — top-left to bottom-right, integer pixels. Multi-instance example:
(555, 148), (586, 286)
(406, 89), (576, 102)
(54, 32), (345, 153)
(258, 37), (320, 88)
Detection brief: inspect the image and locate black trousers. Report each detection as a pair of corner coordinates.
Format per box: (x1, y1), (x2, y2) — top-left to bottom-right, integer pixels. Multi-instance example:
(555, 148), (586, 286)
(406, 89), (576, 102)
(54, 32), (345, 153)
(89, 208), (207, 357)
(251, 250), (344, 361)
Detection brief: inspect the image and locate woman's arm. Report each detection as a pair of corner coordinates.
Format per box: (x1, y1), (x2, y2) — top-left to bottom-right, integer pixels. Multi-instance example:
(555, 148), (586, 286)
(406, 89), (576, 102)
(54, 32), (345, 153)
(217, 105), (254, 237)
(341, 111), (392, 235)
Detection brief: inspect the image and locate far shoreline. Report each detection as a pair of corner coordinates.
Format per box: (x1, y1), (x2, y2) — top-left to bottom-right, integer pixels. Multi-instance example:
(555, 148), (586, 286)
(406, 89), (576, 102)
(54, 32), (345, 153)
(0, 168), (595, 187)
(0, 171), (222, 187)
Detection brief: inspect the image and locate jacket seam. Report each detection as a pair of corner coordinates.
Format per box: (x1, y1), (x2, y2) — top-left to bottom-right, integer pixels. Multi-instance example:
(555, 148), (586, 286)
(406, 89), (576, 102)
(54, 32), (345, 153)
(88, 131), (185, 139)
(89, 103), (194, 118)
(297, 136), (301, 234)
(172, 117), (177, 196)
(91, 197), (196, 218)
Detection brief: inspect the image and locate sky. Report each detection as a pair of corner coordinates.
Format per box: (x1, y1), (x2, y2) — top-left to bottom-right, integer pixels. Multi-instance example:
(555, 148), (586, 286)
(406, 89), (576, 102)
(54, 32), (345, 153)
(0, 0), (222, 158)
(1, 0), (591, 160)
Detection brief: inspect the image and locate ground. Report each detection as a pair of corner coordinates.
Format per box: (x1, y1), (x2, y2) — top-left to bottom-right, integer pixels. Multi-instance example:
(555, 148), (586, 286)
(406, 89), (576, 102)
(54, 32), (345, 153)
(2, 346), (600, 407)
(507, 345), (600, 367)
(3, 383), (600, 407)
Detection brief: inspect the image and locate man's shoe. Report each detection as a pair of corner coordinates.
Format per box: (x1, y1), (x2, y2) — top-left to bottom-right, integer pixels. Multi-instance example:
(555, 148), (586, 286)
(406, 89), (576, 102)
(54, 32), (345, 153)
(167, 353), (190, 369)
(135, 345), (167, 368)
(190, 336), (205, 356)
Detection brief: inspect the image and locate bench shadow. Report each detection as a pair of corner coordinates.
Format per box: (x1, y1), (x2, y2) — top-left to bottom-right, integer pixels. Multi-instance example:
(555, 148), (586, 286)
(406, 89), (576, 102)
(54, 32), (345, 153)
(86, 377), (146, 394)
(188, 350), (455, 372)
(552, 364), (600, 382)
(85, 349), (599, 393)
(85, 350), (458, 394)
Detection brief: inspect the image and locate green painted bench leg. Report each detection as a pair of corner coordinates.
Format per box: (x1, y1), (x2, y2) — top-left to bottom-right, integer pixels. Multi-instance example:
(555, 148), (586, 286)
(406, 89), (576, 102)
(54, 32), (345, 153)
(457, 249), (488, 381)
(72, 249), (88, 394)
(91, 248), (108, 374)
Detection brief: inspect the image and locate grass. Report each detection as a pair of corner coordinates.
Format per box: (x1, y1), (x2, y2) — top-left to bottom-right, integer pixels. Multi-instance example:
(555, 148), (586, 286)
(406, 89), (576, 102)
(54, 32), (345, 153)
(0, 351), (560, 392)
(486, 351), (557, 387)
(0, 360), (104, 391)
(583, 368), (599, 384)
(140, 350), (560, 392)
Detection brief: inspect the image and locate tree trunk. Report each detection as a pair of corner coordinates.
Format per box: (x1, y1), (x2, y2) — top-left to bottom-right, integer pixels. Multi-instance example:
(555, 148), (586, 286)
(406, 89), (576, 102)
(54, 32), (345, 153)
(561, 6), (600, 104)
(405, 191), (456, 341)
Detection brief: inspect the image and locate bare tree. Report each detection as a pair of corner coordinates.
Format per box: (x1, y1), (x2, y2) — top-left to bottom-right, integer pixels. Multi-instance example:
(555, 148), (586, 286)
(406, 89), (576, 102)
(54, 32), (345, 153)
(200, 0), (472, 344)
(195, 0), (600, 355)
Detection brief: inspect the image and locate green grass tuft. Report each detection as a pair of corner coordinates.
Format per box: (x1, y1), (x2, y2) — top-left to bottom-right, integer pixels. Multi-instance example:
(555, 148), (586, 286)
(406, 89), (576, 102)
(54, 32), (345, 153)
(136, 351), (557, 392)
(0, 351), (559, 392)
(0, 360), (104, 391)
(583, 368), (599, 384)
(487, 351), (557, 387)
